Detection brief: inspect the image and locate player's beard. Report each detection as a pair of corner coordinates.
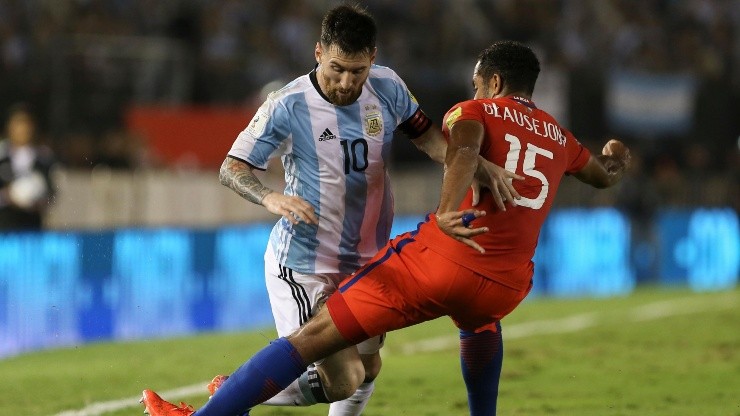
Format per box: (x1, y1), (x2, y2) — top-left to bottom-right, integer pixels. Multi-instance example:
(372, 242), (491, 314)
(327, 87), (361, 106)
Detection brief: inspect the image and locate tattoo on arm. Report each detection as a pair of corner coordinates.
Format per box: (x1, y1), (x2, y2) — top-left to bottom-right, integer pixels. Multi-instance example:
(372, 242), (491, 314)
(219, 158), (273, 205)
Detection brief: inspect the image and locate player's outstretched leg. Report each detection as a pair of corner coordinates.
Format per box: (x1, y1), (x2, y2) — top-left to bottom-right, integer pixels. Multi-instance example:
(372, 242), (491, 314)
(197, 337), (305, 414)
(460, 324), (504, 416)
(141, 337), (304, 416)
(209, 359), (373, 413)
(208, 338), (377, 413)
(208, 363), (374, 415)
(208, 366), (331, 406)
(142, 306), (352, 415)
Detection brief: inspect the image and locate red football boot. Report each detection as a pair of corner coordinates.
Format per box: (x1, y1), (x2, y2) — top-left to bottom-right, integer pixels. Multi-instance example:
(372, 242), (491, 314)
(140, 389), (195, 416)
(207, 375), (229, 398)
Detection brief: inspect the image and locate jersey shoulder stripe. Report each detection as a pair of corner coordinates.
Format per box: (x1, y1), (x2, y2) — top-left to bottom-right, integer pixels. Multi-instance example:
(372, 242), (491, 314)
(368, 64), (402, 81)
(366, 65), (419, 125)
(266, 75), (313, 104)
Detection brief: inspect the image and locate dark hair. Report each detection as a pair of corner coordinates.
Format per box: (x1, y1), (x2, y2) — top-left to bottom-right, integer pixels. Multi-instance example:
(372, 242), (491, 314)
(476, 41), (540, 95)
(320, 4), (376, 55)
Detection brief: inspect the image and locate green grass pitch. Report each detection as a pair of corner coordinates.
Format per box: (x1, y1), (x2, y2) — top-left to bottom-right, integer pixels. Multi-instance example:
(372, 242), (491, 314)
(1, 286), (738, 416)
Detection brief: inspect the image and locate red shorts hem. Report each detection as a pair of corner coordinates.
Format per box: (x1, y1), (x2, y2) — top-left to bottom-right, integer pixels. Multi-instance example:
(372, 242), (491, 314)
(327, 293), (370, 345)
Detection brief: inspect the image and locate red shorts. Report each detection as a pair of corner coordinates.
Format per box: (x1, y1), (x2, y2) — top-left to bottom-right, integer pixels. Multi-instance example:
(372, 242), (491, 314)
(326, 232), (532, 344)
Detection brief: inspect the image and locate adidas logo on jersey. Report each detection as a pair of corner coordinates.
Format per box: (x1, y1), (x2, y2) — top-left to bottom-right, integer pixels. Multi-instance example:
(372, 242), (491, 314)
(318, 128), (337, 142)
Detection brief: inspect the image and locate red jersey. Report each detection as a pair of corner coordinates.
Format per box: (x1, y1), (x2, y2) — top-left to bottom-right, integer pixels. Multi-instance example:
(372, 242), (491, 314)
(415, 96), (590, 290)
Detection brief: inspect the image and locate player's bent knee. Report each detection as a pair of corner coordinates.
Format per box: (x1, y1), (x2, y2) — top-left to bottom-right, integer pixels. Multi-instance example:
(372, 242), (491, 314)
(320, 359), (365, 402)
(360, 352), (382, 382)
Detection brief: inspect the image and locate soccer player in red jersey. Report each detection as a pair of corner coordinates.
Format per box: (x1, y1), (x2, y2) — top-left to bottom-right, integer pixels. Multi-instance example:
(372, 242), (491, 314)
(141, 40), (630, 416)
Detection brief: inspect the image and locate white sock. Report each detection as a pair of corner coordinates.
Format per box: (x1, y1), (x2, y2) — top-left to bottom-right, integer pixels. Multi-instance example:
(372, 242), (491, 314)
(263, 368), (325, 406)
(328, 381), (376, 416)
(262, 379), (310, 406)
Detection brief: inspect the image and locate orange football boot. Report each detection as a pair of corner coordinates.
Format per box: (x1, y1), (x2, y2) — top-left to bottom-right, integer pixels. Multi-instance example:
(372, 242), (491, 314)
(140, 389), (195, 416)
(207, 375), (229, 398)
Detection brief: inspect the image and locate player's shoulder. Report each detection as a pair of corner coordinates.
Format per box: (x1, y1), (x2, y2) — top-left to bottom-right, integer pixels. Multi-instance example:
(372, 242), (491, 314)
(367, 64), (411, 91)
(265, 74), (312, 103)
(446, 99), (486, 116)
(368, 64), (402, 80)
(366, 64), (416, 105)
(443, 99), (482, 129)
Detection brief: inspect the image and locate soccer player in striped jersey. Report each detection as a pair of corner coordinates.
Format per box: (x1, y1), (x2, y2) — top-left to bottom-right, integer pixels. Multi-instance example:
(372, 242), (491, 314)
(152, 5), (520, 416)
(141, 40), (630, 416)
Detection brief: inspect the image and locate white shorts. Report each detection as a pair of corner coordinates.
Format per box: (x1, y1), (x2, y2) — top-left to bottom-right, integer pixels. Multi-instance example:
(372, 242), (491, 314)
(264, 244), (384, 356)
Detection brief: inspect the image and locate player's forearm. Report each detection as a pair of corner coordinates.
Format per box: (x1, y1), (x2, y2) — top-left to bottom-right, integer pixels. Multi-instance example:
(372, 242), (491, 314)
(411, 127), (447, 164)
(437, 146), (478, 214)
(219, 157), (274, 205)
(574, 155), (627, 189)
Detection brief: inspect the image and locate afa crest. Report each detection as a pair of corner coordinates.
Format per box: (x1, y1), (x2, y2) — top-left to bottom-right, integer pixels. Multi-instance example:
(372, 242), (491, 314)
(364, 109), (382, 136)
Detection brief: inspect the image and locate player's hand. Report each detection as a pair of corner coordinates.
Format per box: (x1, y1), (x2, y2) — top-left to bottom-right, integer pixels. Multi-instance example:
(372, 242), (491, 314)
(435, 209), (488, 253)
(473, 159), (524, 210)
(601, 139), (631, 173)
(262, 193), (319, 225)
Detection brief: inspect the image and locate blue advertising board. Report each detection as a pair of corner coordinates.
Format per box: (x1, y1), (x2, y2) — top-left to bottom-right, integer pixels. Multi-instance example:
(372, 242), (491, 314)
(0, 209), (737, 358)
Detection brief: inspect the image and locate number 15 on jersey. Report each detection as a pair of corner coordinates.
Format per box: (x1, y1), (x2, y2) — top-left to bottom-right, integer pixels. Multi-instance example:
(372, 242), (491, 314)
(504, 133), (553, 210)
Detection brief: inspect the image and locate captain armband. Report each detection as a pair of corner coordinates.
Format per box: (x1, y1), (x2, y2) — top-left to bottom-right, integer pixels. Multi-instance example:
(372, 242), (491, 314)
(396, 109), (433, 139)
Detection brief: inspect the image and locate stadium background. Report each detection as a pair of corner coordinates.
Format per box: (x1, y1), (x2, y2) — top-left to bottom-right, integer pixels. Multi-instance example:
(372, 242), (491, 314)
(0, 0), (738, 360)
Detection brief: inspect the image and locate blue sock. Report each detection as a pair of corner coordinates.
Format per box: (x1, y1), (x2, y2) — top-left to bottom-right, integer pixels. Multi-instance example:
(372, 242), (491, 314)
(460, 324), (503, 416)
(194, 337), (305, 415)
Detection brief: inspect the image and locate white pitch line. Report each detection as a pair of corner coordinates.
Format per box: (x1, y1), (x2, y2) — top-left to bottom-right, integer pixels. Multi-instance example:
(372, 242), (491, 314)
(627, 294), (737, 321)
(54, 382), (209, 416)
(53, 293), (738, 416)
(399, 293), (738, 355)
(399, 312), (599, 355)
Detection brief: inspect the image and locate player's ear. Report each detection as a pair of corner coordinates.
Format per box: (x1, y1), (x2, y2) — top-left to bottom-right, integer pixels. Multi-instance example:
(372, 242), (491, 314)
(315, 42), (322, 64)
(490, 74), (503, 97)
(369, 47), (377, 65)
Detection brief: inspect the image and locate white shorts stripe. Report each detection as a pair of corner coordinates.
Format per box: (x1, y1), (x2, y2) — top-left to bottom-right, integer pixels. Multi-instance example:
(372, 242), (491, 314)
(278, 265), (312, 325)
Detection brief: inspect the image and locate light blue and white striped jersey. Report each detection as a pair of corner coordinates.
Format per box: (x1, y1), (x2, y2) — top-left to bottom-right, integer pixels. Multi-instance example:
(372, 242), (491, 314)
(228, 65), (420, 274)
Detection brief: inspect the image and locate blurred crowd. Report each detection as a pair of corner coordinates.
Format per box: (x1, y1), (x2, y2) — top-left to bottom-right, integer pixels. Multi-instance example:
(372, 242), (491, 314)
(0, 0), (738, 216)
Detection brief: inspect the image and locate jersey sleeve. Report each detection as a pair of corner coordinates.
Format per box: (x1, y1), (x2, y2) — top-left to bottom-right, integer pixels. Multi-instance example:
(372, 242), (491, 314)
(227, 95), (291, 170)
(368, 66), (420, 127)
(563, 129), (591, 173)
(442, 100), (486, 137)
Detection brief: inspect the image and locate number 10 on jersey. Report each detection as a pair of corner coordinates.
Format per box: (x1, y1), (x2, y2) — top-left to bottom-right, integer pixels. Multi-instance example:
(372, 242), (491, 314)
(341, 139), (369, 174)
